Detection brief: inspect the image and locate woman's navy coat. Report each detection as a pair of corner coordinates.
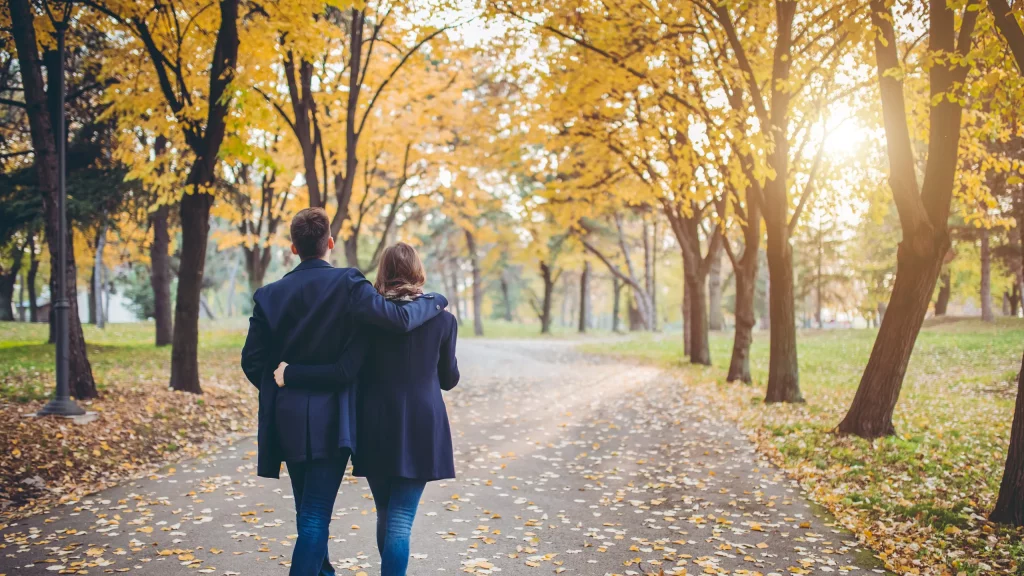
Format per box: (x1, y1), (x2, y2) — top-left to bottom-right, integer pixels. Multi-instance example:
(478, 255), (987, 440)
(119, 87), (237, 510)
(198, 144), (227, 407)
(285, 304), (459, 481)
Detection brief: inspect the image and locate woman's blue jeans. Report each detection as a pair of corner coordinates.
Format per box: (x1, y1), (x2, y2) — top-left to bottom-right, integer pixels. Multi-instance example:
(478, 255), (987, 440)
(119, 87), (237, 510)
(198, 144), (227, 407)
(367, 476), (427, 576)
(286, 455), (349, 576)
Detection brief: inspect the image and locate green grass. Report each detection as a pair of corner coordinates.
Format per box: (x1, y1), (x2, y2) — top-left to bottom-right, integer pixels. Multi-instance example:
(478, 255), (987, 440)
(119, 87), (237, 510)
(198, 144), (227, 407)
(580, 317), (1024, 574)
(0, 320), (248, 402)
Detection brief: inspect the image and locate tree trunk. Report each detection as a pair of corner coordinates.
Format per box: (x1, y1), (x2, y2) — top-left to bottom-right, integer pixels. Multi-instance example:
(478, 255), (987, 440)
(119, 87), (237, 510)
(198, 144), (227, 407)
(728, 255), (757, 384)
(686, 272), (711, 365)
(578, 261), (590, 333)
(28, 234), (39, 322)
(330, 9), (365, 243)
(94, 224), (107, 329)
(170, 192), (214, 394)
(612, 275), (622, 333)
(168, 0), (240, 394)
(682, 278), (691, 356)
(838, 0), (977, 435)
(244, 245), (272, 293)
(102, 261), (110, 324)
(838, 240), (947, 437)
(816, 226), (824, 329)
(500, 271), (514, 322)
(678, 222), (712, 366)
(87, 266), (97, 325)
(539, 262), (556, 334)
(708, 242), (724, 331)
(990, 350), (1024, 525)
(651, 219), (659, 327)
(727, 186), (762, 384)
(763, 228), (802, 403)
(981, 227), (994, 322)
(1011, 283), (1021, 317)
(226, 253), (239, 317)
(18, 269), (26, 321)
(447, 258), (463, 326)
(10, 0), (96, 397)
(935, 269), (951, 316)
(150, 204), (173, 346)
(0, 247), (20, 321)
(465, 229), (484, 337)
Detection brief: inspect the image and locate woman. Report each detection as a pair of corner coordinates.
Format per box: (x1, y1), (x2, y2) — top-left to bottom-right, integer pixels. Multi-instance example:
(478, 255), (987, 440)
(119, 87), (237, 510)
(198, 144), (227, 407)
(274, 242), (460, 576)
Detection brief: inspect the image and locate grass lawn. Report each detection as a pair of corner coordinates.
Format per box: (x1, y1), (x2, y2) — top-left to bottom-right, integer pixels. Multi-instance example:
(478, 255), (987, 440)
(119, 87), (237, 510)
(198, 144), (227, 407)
(580, 318), (1024, 575)
(0, 320), (255, 520)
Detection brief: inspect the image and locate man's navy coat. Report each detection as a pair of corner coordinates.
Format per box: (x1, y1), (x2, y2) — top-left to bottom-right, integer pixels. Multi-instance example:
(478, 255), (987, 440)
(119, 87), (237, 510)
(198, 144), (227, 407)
(240, 258), (446, 479)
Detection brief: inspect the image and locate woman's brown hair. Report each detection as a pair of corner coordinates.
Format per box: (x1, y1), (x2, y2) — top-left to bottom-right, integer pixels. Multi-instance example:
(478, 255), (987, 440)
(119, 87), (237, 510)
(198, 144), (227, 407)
(374, 242), (426, 300)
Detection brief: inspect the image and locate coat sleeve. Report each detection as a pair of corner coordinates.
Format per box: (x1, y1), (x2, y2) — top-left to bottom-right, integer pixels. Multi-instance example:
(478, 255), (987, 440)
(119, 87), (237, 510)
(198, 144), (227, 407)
(438, 313), (460, 391)
(282, 336), (369, 391)
(241, 293), (271, 390)
(348, 274), (449, 333)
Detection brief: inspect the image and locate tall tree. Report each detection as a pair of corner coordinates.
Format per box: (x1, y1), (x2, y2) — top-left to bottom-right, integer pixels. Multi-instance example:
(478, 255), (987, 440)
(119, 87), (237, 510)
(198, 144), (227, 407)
(8, 0), (97, 398)
(838, 0), (981, 437)
(986, 0), (1024, 525)
(95, 0), (241, 393)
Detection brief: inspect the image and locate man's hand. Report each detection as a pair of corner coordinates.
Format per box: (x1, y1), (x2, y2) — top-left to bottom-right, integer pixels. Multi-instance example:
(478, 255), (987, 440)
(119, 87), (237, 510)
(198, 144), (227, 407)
(274, 362), (288, 387)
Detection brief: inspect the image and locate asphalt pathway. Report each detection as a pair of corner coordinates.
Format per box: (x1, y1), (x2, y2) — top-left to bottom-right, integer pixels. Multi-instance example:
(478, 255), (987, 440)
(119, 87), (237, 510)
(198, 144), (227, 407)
(0, 339), (884, 576)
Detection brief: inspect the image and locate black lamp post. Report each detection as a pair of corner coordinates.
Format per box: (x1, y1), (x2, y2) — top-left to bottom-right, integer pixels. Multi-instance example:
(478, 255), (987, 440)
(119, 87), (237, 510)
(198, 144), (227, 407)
(38, 5), (85, 417)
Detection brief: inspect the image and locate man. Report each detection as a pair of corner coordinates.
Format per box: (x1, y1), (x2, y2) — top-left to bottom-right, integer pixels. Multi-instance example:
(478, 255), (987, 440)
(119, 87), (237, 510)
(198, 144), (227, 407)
(241, 207), (446, 576)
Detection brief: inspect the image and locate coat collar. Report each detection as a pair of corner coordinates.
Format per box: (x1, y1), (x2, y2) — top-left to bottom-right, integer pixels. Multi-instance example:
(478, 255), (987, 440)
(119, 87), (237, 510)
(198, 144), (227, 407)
(285, 258), (333, 276)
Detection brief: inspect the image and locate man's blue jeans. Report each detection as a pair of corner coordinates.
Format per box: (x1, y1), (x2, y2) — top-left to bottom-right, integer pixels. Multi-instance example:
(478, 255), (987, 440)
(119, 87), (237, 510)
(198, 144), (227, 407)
(367, 476), (427, 576)
(286, 454), (349, 576)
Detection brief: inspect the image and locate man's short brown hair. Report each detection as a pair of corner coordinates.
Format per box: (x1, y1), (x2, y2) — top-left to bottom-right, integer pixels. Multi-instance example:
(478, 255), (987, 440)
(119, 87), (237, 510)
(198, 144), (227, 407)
(290, 207), (331, 260)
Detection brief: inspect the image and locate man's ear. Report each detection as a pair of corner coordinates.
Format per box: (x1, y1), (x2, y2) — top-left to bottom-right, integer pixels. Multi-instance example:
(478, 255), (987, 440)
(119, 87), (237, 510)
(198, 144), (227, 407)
(327, 237), (335, 250)
(291, 244), (298, 256)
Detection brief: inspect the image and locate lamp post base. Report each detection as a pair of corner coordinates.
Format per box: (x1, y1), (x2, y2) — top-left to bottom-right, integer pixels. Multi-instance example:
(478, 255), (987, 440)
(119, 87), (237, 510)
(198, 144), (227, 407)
(37, 397), (86, 417)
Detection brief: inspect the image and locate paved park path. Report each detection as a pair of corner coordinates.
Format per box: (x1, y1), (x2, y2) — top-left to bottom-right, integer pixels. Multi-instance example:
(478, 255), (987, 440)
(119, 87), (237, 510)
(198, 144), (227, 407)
(1, 340), (884, 576)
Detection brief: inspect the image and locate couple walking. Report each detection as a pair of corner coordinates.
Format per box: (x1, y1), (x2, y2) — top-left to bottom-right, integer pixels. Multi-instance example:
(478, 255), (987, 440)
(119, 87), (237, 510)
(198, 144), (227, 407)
(241, 207), (459, 576)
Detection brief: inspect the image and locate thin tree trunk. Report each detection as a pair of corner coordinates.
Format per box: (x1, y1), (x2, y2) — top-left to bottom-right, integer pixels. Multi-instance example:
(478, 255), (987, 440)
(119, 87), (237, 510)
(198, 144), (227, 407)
(612, 275), (622, 333)
(500, 271), (513, 322)
(816, 225), (824, 329)
(651, 220), (659, 331)
(330, 8), (365, 244)
(708, 242), (724, 331)
(150, 204), (173, 346)
(11, 0), (96, 397)
(981, 227), (994, 322)
(728, 256), (757, 384)
(447, 258), (463, 326)
(464, 229), (484, 337)
(990, 350), (1024, 525)
(94, 224), (107, 329)
(226, 253), (240, 317)
(0, 245), (21, 321)
(18, 268), (26, 321)
(935, 269), (951, 316)
(539, 262), (556, 334)
(88, 265), (97, 325)
(102, 262), (110, 325)
(727, 187), (762, 383)
(682, 277), (691, 356)
(578, 261), (590, 333)
(678, 220), (711, 366)
(28, 233), (39, 322)
(763, 229), (802, 402)
(170, 192), (214, 394)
